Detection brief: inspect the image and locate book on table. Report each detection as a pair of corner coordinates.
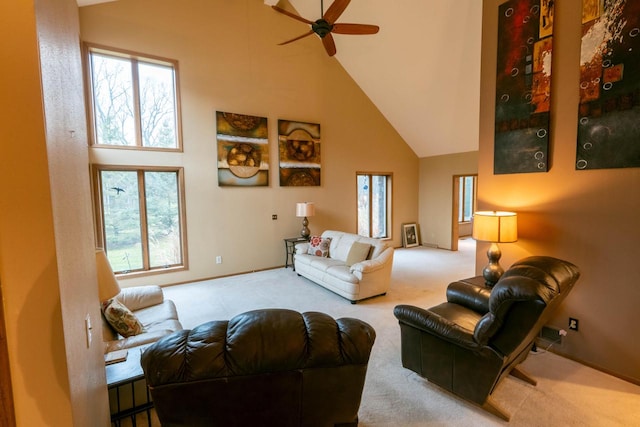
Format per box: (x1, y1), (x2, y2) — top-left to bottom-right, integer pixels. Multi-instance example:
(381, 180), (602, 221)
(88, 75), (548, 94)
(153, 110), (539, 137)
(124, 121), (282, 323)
(104, 349), (128, 365)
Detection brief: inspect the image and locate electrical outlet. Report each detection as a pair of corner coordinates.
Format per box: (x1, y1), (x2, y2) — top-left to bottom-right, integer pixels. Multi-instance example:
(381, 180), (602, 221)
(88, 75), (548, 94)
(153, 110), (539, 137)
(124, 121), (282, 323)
(569, 317), (579, 331)
(272, 214), (278, 220)
(216, 256), (222, 264)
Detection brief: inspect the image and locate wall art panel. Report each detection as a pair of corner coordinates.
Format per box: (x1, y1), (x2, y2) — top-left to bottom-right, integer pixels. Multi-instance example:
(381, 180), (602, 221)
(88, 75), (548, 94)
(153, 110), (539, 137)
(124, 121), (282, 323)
(494, 0), (554, 174)
(576, 0), (640, 170)
(216, 111), (269, 186)
(278, 120), (321, 186)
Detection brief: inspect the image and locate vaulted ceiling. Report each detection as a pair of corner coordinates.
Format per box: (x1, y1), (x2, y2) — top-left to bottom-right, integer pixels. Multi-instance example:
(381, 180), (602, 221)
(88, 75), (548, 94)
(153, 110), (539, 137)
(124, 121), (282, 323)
(77, 0), (483, 158)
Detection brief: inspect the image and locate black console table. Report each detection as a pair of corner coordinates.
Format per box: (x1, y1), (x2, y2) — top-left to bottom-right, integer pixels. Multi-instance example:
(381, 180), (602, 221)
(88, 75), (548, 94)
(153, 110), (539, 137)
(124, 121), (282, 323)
(283, 236), (308, 270)
(106, 345), (153, 426)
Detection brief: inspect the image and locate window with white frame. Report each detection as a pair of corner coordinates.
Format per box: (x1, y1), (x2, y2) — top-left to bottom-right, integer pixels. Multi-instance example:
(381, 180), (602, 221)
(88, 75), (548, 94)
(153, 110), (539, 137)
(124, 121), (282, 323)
(357, 173), (392, 239)
(94, 166), (187, 275)
(86, 44), (182, 150)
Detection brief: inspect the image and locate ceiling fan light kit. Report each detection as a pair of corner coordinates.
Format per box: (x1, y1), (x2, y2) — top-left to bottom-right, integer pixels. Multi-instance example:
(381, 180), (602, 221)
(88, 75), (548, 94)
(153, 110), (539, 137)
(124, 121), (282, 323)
(272, 0), (379, 57)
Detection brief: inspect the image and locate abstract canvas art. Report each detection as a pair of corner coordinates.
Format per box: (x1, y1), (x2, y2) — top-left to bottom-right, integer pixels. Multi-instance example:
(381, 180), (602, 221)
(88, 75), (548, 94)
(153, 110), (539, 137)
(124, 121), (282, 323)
(278, 120), (321, 186)
(494, 0), (554, 174)
(216, 111), (269, 186)
(576, 0), (640, 170)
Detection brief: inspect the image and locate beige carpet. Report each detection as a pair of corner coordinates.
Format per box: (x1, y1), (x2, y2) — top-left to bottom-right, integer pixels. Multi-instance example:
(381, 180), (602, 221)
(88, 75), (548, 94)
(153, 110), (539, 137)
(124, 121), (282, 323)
(158, 240), (640, 426)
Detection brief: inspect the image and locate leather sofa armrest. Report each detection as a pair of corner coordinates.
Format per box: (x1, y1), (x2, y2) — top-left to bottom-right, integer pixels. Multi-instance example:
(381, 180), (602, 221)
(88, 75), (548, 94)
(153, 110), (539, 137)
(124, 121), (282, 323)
(104, 329), (175, 353)
(295, 242), (310, 254)
(446, 281), (491, 314)
(350, 247), (393, 273)
(117, 285), (164, 311)
(393, 304), (478, 348)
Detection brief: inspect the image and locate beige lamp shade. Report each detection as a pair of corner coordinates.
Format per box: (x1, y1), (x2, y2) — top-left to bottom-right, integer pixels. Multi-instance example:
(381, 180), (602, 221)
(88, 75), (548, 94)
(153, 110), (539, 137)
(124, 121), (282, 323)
(296, 202), (315, 217)
(472, 211), (518, 243)
(96, 249), (121, 302)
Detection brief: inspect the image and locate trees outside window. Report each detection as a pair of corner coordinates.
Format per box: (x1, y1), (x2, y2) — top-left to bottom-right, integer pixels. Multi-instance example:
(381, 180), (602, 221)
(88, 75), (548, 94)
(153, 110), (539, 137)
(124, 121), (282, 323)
(95, 167), (186, 274)
(357, 173), (392, 238)
(86, 44), (182, 150)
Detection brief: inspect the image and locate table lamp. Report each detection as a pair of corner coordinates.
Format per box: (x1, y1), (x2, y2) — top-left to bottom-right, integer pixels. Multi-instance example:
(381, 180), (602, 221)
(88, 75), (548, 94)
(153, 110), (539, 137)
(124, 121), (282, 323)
(472, 211), (518, 286)
(296, 202), (315, 239)
(96, 249), (121, 302)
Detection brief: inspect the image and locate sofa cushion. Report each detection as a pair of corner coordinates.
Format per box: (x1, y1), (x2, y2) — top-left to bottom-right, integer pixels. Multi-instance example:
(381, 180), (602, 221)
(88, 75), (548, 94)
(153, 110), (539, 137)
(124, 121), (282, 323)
(308, 236), (331, 257)
(346, 242), (372, 266)
(102, 298), (145, 337)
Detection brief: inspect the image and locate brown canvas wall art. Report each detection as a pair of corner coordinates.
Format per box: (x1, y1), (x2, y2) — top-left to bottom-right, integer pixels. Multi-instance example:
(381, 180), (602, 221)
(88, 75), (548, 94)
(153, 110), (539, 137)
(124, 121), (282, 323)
(216, 111), (269, 186)
(278, 120), (321, 186)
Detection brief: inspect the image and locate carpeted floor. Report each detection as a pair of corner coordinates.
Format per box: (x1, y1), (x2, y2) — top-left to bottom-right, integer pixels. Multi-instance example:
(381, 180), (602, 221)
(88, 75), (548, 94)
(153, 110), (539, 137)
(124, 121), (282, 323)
(158, 239), (640, 426)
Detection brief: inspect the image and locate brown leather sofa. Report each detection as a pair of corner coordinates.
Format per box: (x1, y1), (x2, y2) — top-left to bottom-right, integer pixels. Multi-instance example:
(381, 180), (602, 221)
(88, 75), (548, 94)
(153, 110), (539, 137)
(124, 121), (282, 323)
(141, 309), (376, 427)
(393, 256), (580, 421)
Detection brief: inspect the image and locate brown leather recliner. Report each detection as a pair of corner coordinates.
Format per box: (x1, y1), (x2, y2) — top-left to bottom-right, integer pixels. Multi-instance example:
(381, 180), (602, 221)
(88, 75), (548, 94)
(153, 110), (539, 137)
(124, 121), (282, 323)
(393, 256), (580, 421)
(140, 309), (376, 427)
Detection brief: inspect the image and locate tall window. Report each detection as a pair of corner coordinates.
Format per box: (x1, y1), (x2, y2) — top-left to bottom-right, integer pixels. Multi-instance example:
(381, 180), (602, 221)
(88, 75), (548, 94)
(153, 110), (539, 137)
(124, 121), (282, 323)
(86, 44), (182, 150)
(458, 175), (477, 223)
(94, 166), (187, 275)
(357, 173), (392, 238)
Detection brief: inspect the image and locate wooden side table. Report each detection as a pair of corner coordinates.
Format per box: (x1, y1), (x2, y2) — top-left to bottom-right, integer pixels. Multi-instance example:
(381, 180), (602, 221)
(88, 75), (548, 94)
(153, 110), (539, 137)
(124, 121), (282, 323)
(283, 236), (308, 270)
(106, 345), (153, 426)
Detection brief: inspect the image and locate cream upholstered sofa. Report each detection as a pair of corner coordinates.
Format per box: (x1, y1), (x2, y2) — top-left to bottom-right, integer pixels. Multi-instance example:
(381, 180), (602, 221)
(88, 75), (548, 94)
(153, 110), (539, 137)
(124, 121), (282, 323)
(294, 230), (394, 303)
(101, 285), (182, 354)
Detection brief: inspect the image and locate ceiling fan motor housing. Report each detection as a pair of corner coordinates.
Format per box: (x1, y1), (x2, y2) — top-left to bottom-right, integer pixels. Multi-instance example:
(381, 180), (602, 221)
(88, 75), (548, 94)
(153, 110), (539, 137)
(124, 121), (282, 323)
(312, 19), (333, 38)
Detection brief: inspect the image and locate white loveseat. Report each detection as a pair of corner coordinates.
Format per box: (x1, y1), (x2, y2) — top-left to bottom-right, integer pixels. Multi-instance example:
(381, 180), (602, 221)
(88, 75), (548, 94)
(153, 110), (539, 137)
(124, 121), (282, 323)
(294, 230), (394, 303)
(101, 285), (182, 353)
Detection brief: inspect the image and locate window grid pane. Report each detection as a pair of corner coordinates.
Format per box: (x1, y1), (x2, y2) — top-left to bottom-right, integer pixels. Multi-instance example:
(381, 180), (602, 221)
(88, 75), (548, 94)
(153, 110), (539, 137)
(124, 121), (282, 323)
(101, 171), (143, 272)
(145, 171), (182, 268)
(138, 62), (178, 148)
(371, 175), (387, 238)
(357, 175), (370, 237)
(91, 54), (136, 146)
(458, 175), (476, 223)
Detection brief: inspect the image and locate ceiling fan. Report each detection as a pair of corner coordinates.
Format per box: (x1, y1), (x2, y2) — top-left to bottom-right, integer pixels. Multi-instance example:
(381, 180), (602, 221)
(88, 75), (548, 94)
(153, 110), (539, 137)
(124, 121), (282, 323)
(272, 0), (379, 57)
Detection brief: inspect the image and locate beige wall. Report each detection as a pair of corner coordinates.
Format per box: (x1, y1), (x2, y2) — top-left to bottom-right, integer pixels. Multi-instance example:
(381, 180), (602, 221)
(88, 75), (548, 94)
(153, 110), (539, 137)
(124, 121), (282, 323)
(480, 0), (640, 382)
(419, 151), (478, 249)
(1, 0), (109, 425)
(79, 0), (419, 288)
(36, 0), (112, 424)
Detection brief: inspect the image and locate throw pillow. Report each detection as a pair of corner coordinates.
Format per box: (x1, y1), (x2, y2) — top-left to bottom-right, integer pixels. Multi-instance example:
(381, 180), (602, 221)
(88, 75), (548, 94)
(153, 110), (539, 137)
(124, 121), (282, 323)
(101, 298), (145, 338)
(346, 241), (372, 266)
(307, 236), (332, 257)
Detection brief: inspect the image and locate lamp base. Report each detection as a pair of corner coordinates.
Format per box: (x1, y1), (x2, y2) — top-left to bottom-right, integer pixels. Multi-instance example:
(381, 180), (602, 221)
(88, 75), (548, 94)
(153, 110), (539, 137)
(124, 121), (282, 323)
(482, 242), (504, 287)
(300, 217), (310, 239)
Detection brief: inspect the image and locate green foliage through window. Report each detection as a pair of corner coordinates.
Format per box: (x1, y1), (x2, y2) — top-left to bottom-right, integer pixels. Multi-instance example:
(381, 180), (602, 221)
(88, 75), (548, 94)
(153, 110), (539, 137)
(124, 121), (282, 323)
(98, 168), (184, 274)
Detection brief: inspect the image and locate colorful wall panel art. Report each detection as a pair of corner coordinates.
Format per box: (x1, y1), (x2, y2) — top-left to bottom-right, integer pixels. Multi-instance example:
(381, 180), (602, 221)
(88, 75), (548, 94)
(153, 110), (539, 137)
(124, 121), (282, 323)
(278, 120), (321, 186)
(494, 0), (554, 174)
(216, 111), (269, 186)
(576, 0), (640, 170)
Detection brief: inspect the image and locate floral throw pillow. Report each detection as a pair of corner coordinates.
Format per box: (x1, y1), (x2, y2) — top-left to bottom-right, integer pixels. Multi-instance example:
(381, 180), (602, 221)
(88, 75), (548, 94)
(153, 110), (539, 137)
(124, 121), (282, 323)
(101, 298), (145, 338)
(307, 236), (332, 257)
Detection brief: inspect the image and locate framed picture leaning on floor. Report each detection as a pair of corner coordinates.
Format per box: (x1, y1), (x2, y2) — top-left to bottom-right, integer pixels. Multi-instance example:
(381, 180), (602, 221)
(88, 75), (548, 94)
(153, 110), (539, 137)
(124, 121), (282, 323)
(402, 223), (419, 248)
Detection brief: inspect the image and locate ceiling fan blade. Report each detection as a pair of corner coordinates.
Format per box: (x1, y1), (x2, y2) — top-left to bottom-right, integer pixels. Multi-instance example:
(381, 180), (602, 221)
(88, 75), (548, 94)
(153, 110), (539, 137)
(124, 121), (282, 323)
(278, 30), (315, 45)
(322, 33), (337, 56)
(332, 23), (380, 35)
(323, 0), (350, 24)
(272, 5), (313, 25)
